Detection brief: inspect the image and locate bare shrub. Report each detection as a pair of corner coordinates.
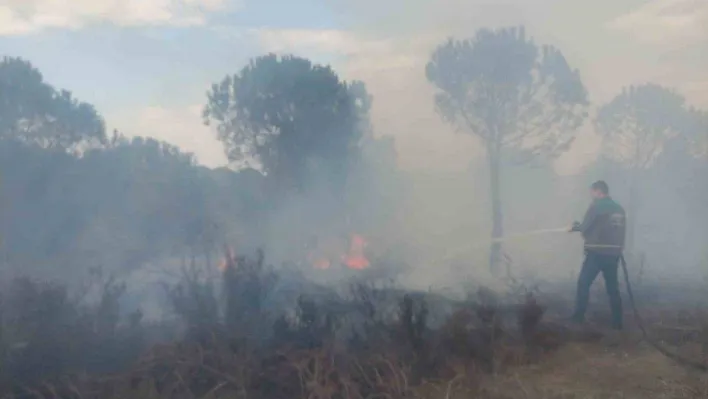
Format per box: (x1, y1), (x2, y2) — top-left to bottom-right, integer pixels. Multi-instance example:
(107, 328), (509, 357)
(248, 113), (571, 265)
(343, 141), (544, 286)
(0, 249), (565, 399)
(0, 274), (144, 393)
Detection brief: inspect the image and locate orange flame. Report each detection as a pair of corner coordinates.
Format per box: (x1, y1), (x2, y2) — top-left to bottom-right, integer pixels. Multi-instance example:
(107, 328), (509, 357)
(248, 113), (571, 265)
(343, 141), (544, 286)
(307, 233), (370, 270)
(341, 234), (370, 270)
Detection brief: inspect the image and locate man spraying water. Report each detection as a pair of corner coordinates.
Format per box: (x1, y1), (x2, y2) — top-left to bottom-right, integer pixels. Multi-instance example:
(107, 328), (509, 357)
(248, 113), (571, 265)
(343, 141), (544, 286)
(569, 180), (626, 330)
(442, 180), (707, 369)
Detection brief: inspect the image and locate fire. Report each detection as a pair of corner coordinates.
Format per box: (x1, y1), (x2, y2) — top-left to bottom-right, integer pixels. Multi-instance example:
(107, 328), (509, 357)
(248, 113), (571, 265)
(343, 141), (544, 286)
(307, 233), (370, 270)
(341, 234), (370, 270)
(216, 238), (371, 273)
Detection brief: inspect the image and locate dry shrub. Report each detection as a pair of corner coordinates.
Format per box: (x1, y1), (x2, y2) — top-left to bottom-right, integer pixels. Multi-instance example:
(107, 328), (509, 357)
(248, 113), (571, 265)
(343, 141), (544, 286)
(0, 272), (145, 396)
(0, 249), (577, 399)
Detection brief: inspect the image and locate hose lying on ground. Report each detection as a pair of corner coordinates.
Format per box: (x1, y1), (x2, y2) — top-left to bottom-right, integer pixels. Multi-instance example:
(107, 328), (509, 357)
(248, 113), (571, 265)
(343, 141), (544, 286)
(619, 254), (707, 372)
(441, 228), (708, 371)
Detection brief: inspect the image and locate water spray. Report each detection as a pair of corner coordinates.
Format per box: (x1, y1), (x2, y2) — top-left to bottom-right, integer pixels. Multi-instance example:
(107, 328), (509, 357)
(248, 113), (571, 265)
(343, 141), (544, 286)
(489, 227), (571, 243)
(442, 226), (571, 262)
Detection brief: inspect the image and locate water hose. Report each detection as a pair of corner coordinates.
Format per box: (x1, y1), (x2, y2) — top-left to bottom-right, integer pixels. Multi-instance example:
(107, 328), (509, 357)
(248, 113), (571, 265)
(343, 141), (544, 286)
(619, 254), (707, 371)
(441, 227), (708, 370)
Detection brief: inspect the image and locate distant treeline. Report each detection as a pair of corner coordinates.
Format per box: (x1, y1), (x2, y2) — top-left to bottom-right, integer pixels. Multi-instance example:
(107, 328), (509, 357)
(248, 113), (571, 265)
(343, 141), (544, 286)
(0, 136), (267, 277)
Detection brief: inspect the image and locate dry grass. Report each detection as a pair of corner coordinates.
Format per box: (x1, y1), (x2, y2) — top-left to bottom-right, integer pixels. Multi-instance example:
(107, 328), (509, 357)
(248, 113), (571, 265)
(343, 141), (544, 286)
(2, 250), (708, 398)
(474, 342), (708, 399)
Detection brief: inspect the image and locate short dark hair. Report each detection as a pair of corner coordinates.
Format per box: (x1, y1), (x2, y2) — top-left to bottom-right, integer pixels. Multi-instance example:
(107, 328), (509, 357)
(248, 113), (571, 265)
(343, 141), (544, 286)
(591, 180), (609, 195)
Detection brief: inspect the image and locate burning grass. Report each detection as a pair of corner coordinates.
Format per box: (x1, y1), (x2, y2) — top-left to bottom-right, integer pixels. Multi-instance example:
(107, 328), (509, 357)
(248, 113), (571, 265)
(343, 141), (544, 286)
(1, 250), (708, 398)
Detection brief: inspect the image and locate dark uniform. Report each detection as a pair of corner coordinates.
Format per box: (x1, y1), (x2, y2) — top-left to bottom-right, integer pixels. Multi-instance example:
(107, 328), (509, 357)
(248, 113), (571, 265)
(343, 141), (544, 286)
(571, 196), (626, 329)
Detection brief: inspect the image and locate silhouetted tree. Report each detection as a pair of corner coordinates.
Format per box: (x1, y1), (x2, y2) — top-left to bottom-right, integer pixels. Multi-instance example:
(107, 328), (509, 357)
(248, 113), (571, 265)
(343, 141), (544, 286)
(0, 132), (262, 275)
(426, 26), (588, 273)
(203, 54), (372, 193)
(0, 57), (106, 149)
(595, 84), (693, 252)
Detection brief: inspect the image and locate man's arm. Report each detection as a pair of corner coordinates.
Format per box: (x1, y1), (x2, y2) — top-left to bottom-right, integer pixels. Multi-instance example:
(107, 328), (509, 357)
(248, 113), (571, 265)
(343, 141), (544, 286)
(571, 202), (598, 234)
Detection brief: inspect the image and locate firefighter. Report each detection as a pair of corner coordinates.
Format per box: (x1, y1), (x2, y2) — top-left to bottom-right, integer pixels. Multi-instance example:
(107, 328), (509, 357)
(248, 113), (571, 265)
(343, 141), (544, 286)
(569, 180), (626, 330)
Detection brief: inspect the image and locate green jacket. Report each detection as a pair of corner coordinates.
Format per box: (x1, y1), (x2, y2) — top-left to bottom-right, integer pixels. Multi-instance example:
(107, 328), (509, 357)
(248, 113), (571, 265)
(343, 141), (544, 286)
(572, 197), (626, 256)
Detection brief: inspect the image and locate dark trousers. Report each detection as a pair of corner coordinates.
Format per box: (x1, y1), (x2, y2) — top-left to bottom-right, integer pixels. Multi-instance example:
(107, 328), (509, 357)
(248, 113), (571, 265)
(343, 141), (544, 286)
(572, 251), (623, 329)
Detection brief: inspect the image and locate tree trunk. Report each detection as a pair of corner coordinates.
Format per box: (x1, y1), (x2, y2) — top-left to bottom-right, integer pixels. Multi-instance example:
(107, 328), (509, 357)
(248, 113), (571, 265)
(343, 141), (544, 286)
(488, 144), (503, 275)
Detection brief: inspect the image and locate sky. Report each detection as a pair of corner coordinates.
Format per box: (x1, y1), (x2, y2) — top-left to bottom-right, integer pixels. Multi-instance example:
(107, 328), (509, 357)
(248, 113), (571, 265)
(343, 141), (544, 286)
(0, 0), (706, 173)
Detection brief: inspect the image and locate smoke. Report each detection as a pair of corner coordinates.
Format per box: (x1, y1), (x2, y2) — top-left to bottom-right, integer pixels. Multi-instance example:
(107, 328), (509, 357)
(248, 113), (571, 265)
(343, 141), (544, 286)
(3, 5), (708, 394)
(1, 0), (707, 329)
(273, 0), (708, 175)
(315, 0), (708, 287)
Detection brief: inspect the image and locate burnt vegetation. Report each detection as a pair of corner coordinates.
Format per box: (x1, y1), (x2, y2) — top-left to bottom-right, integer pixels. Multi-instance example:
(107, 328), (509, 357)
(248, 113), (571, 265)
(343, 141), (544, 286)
(0, 249), (591, 399)
(10, 247), (706, 399)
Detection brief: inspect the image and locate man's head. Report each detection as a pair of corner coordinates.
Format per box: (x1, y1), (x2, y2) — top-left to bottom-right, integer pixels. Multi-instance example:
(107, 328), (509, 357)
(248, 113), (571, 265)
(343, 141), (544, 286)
(590, 180), (609, 199)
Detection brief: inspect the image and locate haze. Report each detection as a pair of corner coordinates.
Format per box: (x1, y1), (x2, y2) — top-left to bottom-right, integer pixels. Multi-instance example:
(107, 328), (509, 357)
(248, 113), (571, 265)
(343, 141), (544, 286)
(1, 0), (707, 307)
(2, 1), (708, 396)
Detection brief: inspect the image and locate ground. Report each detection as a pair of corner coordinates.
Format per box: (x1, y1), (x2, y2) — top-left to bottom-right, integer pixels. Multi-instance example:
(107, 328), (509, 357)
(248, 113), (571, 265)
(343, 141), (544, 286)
(472, 342), (706, 398)
(4, 258), (708, 399)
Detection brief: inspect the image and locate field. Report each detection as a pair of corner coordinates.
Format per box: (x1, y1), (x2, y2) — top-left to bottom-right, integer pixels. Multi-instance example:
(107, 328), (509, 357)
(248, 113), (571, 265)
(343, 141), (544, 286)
(1, 251), (707, 399)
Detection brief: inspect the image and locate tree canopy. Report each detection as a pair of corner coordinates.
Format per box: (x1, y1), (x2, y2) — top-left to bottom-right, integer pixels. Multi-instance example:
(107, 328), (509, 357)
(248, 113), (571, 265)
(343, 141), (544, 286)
(596, 83), (690, 170)
(426, 26), (588, 163)
(595, 84), (702, 253)
(0, 57), (106, 149)
(0, 135), (265, 277)
(203, 54), (372, 192)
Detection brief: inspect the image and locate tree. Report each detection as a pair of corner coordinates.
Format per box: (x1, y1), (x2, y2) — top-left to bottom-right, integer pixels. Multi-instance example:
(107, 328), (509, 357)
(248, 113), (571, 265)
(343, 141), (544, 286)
(595, 84), (692, 252)
(0, 57), (106, 149)
(203, 54), (372, 193)
(0, 57), (106, 266)
(425, 26), (588, 273)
